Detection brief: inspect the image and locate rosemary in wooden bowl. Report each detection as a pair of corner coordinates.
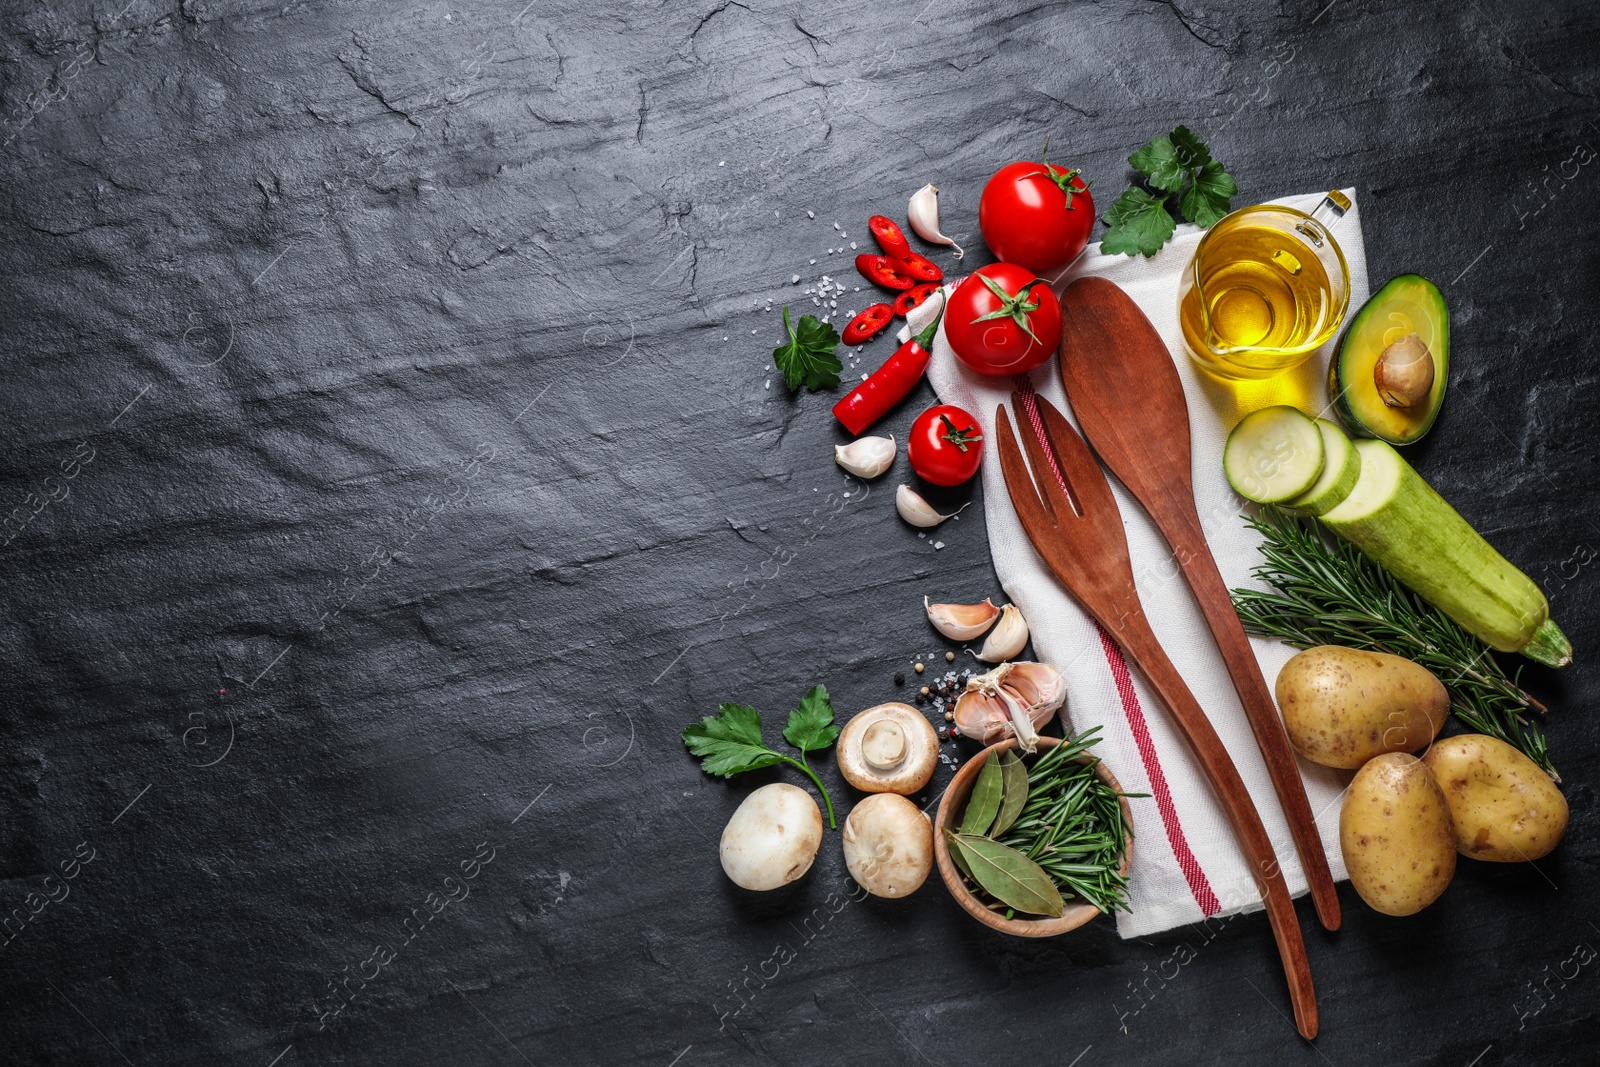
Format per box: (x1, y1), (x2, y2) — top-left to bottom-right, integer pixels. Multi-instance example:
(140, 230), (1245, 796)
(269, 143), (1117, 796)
(934, 729), (1136, 936)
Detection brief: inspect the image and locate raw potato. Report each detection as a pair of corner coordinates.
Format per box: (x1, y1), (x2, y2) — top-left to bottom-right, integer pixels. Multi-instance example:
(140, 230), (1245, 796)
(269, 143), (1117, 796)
(1275, 645), (1448, 769)
(1340, 753), (1456, 916)
(719, 783), (823, 891)
(1422, 734), (1568, 862)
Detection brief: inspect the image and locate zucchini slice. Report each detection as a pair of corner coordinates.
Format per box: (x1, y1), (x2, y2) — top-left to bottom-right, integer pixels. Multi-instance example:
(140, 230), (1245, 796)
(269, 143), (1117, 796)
(1285, 418), (1360, 516)
(1321, 440), (1569, 664)
(1223, 406), (1326, 504)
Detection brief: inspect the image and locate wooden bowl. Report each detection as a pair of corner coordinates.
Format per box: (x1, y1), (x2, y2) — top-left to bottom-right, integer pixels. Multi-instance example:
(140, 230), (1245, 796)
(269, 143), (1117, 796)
(933, 736), (1134, 937)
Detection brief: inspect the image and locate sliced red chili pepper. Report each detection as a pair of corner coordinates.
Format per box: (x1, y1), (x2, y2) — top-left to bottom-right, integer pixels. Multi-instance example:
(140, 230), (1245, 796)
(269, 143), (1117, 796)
(868, 215), (913, 260)
(855, 253), (915, 291)
(893, 282), (942, 318)
(841, 303), (894, 346)
(897, 251), (943, 283)
(832, 306), (944, 436)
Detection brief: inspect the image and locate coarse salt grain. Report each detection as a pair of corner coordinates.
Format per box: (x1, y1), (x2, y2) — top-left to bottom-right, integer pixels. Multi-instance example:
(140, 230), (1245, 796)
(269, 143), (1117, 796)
(807, 210), (815, 218)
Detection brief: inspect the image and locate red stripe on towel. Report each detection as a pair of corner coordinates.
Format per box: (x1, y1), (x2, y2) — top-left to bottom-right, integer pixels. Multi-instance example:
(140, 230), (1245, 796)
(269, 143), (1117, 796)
(1012, 376), (1221, 917)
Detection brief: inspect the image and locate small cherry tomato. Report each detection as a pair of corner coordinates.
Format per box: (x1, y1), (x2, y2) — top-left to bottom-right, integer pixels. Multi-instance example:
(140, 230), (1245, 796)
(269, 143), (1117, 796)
(868, 215), (913, 260)
(944, 262), (1061, 377)
(855, 254), (915, 291)
(978, 145), (1094, 276)
(909, 404), (984, 486)
(893, 282), (942, 318)
(897, 252), (943, 282)
(841, 303), (895, 346)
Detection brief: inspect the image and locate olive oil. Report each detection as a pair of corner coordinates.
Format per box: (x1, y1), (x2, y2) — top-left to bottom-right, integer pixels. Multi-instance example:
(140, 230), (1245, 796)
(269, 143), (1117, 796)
(1178, 196), (1352, 381)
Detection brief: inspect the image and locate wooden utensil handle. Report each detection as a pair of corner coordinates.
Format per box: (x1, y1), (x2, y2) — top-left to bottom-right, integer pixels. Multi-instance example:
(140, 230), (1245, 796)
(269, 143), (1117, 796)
(1167, 509), (1342, 932)
(1110, 604), (1319, 1040)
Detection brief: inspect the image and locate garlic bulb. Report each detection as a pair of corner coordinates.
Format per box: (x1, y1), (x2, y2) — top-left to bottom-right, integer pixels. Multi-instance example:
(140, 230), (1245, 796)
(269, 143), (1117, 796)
(925, 597), (1000, 641)
(835, 435), (895, 479)
(976, 603), (1029, 662)
(907, 184), (964, 260)
(895, 484), (965, 528)
(952, 661), (1066, 752)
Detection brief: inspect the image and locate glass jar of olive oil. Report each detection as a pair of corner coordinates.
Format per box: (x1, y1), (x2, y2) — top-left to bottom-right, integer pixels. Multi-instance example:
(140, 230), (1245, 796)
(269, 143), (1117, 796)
(1178, 192), (1352, 381)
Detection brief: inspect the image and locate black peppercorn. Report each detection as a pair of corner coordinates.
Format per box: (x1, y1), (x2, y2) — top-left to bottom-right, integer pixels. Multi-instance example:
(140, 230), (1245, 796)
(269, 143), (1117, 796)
(893, 672), (905, 686)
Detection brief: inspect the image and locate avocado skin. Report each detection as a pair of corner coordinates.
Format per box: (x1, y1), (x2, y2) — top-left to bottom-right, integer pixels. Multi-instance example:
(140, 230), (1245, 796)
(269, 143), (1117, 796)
(1330, 274), (1450, 445)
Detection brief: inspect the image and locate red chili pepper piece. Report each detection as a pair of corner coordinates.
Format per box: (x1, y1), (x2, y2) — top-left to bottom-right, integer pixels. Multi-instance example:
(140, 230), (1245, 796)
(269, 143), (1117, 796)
(841, 303), (894, 346)
(855, 254), (915, 291)
(894, 282), (942, 318)
(897, 251), (943, 283)
(831, 304), (945, 435)
(868, 215), (913, 260)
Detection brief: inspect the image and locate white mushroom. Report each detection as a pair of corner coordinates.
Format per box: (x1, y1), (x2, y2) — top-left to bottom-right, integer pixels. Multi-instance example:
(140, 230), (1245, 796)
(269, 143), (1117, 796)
(835, 703), (939, 795)
(718, 783), (823, 891)
(842, 793), (933, 899)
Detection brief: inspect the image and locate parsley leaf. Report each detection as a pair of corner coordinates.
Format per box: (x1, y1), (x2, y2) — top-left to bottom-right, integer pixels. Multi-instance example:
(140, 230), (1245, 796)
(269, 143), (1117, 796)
(782, 685), (839, 756)
(772, 306), (842, 391)
(1101, 126), (1236, 258)
(682, 690), (840, 827)
(1180, 160), (1238, 229)
(683, 704), (783, 777)
(1168, 125), (1212, 171)
(1128, 135), (1185, 192)
(1100, 187), (1178, 257)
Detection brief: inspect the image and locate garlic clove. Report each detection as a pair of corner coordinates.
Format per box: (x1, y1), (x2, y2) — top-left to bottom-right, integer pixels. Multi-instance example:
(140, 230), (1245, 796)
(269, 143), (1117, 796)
(835, 435), (896, 479)
(1002, 661), (1067, 721)
(976, 603), (1029, 662)
(907, 184), (965, 260)
(924, 596), (1000, 641)
(1374, 333), (1436, 408)
(952, 688), (1013, 746)
(895, 484), (966, 528)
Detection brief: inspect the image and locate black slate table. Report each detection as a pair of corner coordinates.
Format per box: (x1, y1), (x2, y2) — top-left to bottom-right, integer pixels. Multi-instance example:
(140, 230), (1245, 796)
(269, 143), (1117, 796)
(2, 2), (1597, 1064)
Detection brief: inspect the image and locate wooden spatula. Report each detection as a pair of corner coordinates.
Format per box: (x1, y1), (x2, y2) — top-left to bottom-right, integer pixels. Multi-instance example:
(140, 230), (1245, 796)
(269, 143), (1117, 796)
(1056, 276), (1341, 933)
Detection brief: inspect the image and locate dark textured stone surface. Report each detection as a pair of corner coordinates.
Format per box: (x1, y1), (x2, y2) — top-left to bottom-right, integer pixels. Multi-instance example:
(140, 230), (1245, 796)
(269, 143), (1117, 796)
(1, 1), (1597, 1063)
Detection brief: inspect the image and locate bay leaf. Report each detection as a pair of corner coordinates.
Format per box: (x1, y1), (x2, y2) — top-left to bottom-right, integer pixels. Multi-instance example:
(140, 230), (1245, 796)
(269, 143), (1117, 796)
(990, 750), (1030, 837)
(950, 833), (1065, 917)
(944, 828), (974, 882)
(959, 755), (1003, 836)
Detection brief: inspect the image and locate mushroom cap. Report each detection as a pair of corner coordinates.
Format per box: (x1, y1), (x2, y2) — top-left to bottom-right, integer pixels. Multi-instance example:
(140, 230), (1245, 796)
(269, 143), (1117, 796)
(842, 793), (933, 898)
(719, 783), (823, 891)
(835, 703), (939, 795)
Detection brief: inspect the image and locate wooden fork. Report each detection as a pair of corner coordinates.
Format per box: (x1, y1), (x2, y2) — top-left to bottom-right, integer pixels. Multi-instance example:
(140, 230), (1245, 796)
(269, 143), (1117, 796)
(995, 391), (1318, 1040)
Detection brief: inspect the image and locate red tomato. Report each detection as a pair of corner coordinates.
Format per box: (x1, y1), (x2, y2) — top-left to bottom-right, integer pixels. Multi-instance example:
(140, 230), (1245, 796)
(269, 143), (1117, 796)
(978, 151), (1093, 275)
(944, 263), (1061, 377)
(855, 254), (915, 291)
(909, 405), (984, 486)
(897, 252), (943, 283)
(893, 282), (942, 317)
(868, 215), (913, 260)
(841, 304), (894, 346)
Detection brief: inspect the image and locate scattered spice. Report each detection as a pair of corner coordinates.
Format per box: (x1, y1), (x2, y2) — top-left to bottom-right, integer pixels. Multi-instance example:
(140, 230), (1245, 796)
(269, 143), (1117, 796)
(893, 672), (905, 686)
(914, 663), (925, 673)
(946, 651), (956, 662)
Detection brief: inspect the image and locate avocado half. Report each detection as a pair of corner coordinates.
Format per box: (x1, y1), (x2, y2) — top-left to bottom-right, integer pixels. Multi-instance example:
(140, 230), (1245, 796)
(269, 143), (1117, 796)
(1328, 274), (1449, 445)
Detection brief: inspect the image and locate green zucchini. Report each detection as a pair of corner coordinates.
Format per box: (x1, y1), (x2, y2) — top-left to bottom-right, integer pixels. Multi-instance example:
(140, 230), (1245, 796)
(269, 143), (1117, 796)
(1223, 406), (1325, 504)
(1320, 440), (1570, 666)
(1284, 418), (1360, 516)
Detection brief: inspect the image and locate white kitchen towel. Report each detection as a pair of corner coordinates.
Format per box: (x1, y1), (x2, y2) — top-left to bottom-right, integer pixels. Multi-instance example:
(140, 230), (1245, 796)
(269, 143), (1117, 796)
(910, 189), (1370, 938)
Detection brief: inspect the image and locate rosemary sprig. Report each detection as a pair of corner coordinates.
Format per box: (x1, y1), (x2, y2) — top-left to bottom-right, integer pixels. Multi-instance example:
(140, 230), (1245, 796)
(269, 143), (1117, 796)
(992, 728), (1139, 915)
(1232, 506), (1555, 780)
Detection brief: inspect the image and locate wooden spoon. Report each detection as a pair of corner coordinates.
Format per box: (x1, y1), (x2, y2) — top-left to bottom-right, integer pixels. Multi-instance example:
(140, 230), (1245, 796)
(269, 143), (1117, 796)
(1056, 276), (1341, 932)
